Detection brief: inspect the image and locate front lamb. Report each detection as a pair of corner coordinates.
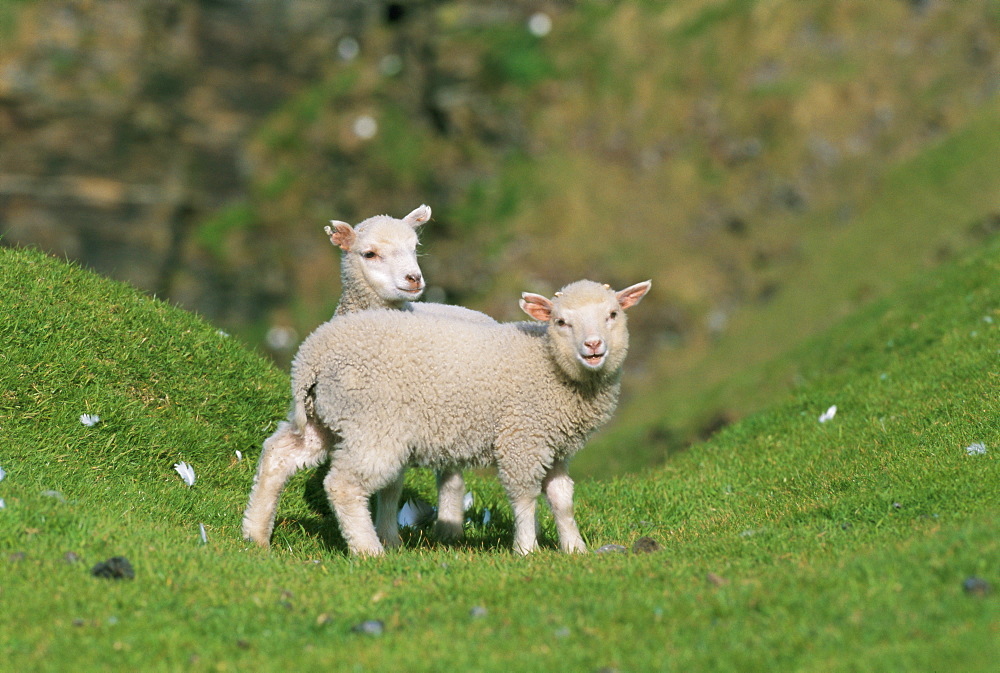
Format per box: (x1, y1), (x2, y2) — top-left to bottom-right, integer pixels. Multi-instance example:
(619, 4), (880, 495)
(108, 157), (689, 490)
(245, 279), (650, 556)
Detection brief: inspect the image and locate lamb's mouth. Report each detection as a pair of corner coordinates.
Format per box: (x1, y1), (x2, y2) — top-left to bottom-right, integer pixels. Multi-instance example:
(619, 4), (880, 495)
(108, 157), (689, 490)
(580, 352), (607, 368)
(399, 286), (424, 296)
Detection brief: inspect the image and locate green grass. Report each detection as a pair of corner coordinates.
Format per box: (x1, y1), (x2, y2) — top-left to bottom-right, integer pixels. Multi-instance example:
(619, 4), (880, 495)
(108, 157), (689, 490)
(1, 242), (997, 671)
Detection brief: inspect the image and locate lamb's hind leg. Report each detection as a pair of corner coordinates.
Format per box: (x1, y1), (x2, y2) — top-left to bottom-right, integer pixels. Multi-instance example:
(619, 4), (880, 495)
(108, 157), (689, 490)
(542, 459), (586, 553)
(324, 442), (407, 556)
(433, 468), (466, 541)
(374, 473), (404, 549)
(242, 420), (327, 546)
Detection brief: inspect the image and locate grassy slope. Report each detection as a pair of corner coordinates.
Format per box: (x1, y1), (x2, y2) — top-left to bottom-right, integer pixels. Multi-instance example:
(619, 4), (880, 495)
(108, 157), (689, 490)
(580, 99), (1000, 477)
(0, 243), (997, 671)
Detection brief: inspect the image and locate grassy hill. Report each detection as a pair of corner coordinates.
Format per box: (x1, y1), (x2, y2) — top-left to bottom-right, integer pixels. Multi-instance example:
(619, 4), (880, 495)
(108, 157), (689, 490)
(579, 99), (1000, 476)
(1, 240), (997, 671)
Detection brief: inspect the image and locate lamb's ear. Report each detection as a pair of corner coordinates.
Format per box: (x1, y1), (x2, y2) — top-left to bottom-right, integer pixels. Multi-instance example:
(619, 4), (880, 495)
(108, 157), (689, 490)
(616, 280), (652, 310)
(325, 221), (356, 251)
(520, 293), (554, 322)
(402, 204), (431, 228)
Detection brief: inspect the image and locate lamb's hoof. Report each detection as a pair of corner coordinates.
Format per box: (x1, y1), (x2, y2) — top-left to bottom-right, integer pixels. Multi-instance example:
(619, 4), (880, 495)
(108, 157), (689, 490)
(434, 519), (464, 542)
(350, 544), (386, 557)
(241, 529), (271, 548)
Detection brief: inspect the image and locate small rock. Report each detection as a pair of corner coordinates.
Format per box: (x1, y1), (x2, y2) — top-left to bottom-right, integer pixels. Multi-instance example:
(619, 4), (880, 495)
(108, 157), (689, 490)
(90, 556), (134, 580)
(554, 626), (571, 639)
(892, 502), (902, 510)
(469, 605), (488, 619)
(963, 577), (992, 597)
(706, 572), (729, 587)
(632, 536), (662, 554)
(236, 639), (251, 650)
(63, 551), (80, 564)
(594, 544), (627, 555)
(352, 619), (384, 636)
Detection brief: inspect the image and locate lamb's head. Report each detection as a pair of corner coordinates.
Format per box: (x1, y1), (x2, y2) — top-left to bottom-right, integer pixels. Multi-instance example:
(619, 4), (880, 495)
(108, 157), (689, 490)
(325, 204), (431, 306)
(520, 279), (652, 381)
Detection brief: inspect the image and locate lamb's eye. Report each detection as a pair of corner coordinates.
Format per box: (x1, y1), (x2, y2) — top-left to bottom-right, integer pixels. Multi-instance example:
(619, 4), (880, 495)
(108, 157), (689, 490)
(609, 311), (619, 320)
(555, 318), (567, 327)
(362, 250), (378, 260)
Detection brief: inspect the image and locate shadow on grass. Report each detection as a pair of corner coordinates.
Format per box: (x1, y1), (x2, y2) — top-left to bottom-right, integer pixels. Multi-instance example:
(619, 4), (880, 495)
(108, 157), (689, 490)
(278, 461), (519, 555)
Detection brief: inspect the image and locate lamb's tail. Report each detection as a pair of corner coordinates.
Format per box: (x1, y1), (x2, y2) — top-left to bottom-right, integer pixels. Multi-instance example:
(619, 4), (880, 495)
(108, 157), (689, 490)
(289, 351), (319, 433)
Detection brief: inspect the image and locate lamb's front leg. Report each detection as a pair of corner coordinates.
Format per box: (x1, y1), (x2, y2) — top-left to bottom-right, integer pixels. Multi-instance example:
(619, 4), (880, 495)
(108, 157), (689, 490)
(498, 463), (542, 555)
(542, 459), (586, 553)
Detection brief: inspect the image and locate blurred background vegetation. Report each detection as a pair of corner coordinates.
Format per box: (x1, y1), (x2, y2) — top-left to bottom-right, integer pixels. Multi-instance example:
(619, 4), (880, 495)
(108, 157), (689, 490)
(1, 0), (998, 475)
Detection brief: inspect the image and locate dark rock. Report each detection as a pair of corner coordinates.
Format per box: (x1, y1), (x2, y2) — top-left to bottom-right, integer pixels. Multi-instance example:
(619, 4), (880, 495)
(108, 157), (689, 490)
(631, 536), (662, 554)
(352, 619), (384, 636)
(963, 577), (992, 597)
(90, 556), (135, 580)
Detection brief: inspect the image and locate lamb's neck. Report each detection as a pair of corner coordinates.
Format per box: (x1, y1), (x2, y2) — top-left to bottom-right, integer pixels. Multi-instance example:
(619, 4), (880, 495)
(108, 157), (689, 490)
(334, 265), (408, 316)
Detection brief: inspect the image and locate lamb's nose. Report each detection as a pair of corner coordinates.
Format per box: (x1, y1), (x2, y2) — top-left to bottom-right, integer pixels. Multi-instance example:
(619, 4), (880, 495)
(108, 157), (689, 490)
(405, 272), (423, 287)
(584, 339), (603, 352)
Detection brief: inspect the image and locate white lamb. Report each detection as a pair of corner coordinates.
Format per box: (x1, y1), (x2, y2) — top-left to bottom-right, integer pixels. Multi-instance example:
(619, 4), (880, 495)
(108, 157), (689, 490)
(242, 205), (489, 546)
(242, 278), (651, 556)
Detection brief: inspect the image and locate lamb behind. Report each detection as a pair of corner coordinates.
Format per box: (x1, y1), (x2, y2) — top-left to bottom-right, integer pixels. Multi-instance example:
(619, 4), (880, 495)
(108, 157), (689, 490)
(325, 204), (493, 540)
(325, 204), (494, 325)
(241, 205), (489, 547)
(243, 279), (651, 556)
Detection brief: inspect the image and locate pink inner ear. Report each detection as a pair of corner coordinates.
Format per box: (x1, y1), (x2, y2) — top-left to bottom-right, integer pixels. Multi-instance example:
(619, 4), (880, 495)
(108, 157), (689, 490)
(327, 222), (356, 251)
(616, 281), (652, 309)
(520, 294), (553, 322)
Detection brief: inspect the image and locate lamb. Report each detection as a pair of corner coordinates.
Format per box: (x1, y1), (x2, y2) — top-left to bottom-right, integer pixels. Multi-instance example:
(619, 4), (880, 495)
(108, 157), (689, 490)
(242, 278), (651, 556)
(241, 205), (490, 547)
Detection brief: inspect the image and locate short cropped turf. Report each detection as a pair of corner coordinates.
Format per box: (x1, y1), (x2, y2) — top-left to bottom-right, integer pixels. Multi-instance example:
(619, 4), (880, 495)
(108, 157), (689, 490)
(0, 242), (997, 672)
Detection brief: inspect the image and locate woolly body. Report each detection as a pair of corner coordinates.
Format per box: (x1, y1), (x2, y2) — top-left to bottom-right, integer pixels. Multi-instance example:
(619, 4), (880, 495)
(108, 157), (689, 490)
(298, 314), (619, 470)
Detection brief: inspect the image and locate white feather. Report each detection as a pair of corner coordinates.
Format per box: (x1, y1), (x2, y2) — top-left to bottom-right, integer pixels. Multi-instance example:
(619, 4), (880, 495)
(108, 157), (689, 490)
(173, 461), (196, 487)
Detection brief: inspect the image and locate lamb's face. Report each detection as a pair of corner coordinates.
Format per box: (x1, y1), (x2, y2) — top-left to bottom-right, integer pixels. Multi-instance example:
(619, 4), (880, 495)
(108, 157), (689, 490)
(352, 218), (424, 303)
(327, 206), (432, 306)
(521, 280), (652, 381)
